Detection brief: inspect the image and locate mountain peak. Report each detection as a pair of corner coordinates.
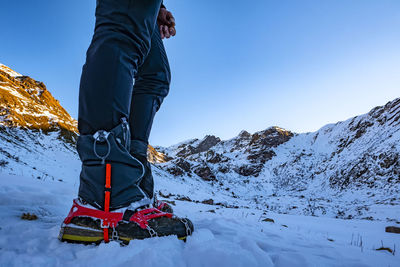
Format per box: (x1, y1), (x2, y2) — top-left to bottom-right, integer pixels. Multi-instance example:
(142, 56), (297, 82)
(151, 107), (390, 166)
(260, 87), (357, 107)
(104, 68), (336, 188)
(238, 130), (251, 138)
(0, 63), (77, 141)
(0, 63), (21, 77)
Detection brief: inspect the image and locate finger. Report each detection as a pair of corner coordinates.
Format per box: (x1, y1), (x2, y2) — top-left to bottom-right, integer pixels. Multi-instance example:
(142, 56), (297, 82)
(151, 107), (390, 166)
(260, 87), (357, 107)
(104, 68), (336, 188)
(164, 25), (170, 38)
(169, 27), (176, 36)
(160, 25), (165, 39)
(166, 11), (175, 26)
(161, 25), (167, 38)
(169, 17), (176, 27)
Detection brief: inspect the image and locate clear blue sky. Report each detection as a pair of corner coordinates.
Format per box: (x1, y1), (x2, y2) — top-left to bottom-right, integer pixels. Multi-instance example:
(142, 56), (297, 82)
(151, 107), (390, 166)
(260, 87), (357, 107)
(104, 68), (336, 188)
(1, 0), (399, 146)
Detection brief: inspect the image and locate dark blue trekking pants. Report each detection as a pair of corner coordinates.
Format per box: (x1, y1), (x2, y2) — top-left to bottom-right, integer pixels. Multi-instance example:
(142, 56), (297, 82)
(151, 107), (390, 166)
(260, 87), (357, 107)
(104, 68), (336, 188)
(77, 0), (170, 209)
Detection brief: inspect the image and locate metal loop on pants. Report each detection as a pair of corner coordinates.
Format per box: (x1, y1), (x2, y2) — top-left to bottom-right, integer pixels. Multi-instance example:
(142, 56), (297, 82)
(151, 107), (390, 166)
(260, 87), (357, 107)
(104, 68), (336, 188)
(93, 130), (111, 165)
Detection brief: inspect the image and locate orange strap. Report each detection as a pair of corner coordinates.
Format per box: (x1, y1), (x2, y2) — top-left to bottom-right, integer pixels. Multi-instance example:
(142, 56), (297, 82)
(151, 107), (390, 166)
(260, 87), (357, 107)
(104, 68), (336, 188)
(104, 163), (112, 243)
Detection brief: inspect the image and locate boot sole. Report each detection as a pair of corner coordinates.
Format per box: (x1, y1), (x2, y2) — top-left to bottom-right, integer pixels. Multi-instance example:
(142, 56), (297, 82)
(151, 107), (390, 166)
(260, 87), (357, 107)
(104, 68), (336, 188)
(59, 225), (188, 245)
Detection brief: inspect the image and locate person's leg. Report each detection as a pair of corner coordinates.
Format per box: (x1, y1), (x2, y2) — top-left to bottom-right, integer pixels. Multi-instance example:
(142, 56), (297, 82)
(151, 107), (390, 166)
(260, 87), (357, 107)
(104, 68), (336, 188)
(60, 1), (194, 244)
(129, 24), (171, 199)
(77, 0), (162, 210)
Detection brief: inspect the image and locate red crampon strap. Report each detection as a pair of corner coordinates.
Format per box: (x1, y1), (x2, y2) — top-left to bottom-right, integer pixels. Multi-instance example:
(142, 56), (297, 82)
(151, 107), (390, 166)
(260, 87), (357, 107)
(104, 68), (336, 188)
(156, 200), (166, 211)
(63, 199), (124, 227)
(64, 201), (173, 230)
(129, 208), (173, 229)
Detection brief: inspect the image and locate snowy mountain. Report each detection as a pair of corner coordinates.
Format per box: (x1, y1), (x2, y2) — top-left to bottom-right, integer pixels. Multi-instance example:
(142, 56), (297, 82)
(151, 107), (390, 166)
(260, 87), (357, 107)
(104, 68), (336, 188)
(153, 98), (400, 220)
(0, 63), (80, 180)
(0, 64), (399, 266)
(157, 99), (400, 189)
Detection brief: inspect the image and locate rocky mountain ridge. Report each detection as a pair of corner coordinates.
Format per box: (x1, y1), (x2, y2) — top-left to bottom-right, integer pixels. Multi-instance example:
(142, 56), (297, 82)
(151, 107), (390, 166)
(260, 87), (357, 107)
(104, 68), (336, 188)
(155, 97), (399, 189)
(155, 127), (294, 180)
(0, 64), (77, 141)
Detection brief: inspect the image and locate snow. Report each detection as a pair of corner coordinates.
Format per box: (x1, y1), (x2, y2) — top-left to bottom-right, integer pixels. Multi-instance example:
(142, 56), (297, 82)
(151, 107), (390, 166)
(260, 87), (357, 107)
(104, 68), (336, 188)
(0, 128), (80, 181)
(0, 173), (399, 267)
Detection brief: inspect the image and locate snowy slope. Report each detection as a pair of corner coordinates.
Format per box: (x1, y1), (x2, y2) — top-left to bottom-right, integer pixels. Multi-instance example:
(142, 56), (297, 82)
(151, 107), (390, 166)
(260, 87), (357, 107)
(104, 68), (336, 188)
(0, 172), (399, 267)
(0, 127), (80, 181)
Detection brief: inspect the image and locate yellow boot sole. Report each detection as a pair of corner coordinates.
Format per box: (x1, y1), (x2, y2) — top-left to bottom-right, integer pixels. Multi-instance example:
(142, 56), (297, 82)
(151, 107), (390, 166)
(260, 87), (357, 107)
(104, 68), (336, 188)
(59, 225), (187, 245)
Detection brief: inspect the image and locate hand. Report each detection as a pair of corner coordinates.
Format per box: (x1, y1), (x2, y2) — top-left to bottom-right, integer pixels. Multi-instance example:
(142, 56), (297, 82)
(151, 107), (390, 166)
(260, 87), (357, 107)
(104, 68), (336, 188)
(157, 7), (176, 39)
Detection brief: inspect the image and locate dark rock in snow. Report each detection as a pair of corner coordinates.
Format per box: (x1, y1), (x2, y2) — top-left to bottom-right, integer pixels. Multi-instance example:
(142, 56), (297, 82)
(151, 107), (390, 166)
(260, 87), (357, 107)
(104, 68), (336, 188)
(201, 199), (214, 205)
(385, 226), (400, 234)
(194, 166), (216, 181)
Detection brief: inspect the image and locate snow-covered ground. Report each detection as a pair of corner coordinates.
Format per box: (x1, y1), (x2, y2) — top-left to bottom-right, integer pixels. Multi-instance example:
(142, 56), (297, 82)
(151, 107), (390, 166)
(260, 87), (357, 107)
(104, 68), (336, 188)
(0, 170), (399, 267)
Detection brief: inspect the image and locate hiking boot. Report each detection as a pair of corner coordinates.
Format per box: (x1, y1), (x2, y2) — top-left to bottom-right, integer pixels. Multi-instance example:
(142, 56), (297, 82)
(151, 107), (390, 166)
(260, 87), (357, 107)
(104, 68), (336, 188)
(59, 199), (193, 245)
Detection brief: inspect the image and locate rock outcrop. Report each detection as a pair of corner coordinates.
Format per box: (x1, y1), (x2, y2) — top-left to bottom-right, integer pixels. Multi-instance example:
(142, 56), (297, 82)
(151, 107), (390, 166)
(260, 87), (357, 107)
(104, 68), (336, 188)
(0, 64), (77, 143)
